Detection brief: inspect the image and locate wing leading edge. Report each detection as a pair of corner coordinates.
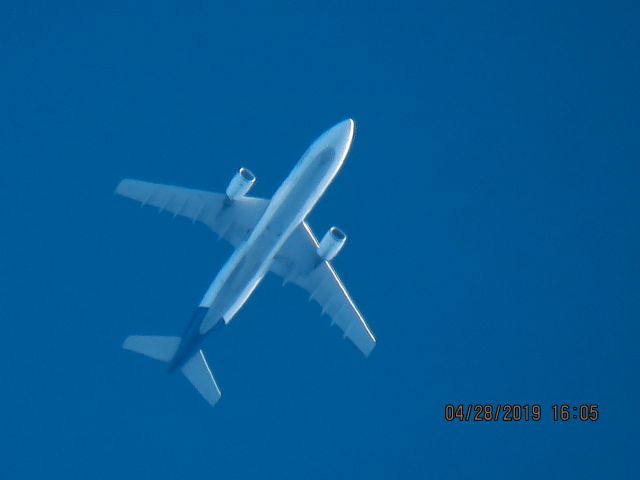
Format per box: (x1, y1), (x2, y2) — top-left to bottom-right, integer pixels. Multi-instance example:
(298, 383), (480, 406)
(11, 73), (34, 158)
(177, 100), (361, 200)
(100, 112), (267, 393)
(271, 222), (376, 356)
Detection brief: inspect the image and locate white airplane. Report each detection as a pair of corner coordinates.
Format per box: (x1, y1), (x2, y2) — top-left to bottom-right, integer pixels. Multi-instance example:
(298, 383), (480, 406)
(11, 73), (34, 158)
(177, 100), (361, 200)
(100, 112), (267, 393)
(116, 119), (376, 406)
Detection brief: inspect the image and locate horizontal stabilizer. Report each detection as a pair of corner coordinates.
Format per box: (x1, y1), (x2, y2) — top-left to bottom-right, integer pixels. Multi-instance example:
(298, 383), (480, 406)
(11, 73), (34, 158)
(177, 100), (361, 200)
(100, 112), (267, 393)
(123, 335), (180, 363)
(181, 350), (221, 406)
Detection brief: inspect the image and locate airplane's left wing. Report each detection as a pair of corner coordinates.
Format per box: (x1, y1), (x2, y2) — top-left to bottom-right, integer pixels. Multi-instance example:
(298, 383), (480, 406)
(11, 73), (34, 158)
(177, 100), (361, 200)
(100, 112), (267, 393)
(115, 179), (269, 247)
(271, 222), (376, 356)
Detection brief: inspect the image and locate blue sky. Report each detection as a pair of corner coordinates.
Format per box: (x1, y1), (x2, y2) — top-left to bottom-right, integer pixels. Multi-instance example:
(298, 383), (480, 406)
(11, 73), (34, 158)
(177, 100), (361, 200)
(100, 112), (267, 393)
(1, 1), (638, 478)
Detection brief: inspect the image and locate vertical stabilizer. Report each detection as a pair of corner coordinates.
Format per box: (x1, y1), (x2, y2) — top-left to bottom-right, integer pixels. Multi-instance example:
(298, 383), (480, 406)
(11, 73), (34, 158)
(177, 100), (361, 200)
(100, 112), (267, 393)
(181, 350), (222, 406)
(122, 335), (181, 362)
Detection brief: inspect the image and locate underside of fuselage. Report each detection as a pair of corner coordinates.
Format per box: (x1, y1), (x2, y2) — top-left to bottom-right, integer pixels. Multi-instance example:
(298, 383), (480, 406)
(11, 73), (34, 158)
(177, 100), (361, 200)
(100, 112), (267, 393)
(197, 144), (345, 335)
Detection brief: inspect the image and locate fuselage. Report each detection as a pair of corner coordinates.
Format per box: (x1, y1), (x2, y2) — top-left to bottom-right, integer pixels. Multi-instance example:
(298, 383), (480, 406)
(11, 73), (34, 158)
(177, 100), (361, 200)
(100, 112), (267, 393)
(168, 119), (355, 371)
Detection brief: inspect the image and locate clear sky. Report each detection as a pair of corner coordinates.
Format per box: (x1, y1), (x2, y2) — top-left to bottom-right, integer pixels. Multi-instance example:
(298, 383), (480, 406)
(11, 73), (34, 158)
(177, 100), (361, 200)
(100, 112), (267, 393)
(1, 1), (638, 478)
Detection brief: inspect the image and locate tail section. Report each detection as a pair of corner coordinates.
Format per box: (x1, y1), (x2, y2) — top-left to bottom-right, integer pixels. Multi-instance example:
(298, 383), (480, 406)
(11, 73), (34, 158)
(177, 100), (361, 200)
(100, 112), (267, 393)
(122, 335), (180, 362)
(181, 350), (222, 406)
(123, 335), (221, 406)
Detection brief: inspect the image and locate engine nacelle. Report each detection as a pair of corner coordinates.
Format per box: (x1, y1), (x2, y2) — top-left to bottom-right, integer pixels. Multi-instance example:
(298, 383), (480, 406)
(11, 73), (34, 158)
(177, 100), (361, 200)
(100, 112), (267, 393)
(317, 227), (347, 262)
(225, 167), (256, 200)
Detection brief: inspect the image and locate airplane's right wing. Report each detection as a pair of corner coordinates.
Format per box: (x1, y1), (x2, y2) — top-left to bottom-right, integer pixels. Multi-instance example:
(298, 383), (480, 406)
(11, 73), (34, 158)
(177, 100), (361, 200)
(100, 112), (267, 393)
(270, 222), (376, 356)
(115, 179), (269, 247)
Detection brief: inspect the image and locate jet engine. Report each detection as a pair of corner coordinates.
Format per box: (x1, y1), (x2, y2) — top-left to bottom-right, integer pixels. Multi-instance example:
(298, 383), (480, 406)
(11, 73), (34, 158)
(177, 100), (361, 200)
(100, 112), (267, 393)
(317, 227), (347, 262)
(225, 167), (256, 200)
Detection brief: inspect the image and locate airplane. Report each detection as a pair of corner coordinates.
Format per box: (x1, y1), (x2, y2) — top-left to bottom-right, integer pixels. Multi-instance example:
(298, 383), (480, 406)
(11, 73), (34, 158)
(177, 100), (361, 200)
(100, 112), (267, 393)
(116, 119), (376, 406)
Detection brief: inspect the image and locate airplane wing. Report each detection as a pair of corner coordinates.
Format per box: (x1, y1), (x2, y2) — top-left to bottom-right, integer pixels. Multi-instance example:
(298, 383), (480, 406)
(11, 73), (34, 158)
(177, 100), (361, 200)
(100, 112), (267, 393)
(271, 222), (376, 356)
(115, 179), (269, 247)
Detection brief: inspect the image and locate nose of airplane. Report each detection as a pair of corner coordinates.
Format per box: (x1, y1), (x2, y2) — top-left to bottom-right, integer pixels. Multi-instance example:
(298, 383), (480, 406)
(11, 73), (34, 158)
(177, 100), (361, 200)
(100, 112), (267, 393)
(336, 118), (354, 140)
(305, 119), (356, 169)
(324, 118), (355, 152)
